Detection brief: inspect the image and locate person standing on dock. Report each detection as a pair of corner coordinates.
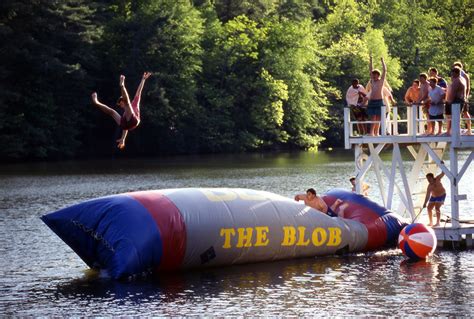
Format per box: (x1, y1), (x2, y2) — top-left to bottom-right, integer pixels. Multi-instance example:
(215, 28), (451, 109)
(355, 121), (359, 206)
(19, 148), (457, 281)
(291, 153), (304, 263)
(417, 73), (432, 135)
(367, 55), (387, 136)
(447, 66), (470, 135)
(346, 79), (368, 135)
(422, 171), (446, 227)
(404, 79), (420, 105)
(428, 77), (446, 135)
(452, 62), (472, 135)
(429, 67), (447, 89)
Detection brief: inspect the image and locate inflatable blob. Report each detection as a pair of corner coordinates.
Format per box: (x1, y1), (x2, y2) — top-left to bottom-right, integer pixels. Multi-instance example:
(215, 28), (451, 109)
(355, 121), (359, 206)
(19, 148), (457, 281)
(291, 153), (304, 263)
(398, 223), (437, 260)
(42, 188), (407, 279)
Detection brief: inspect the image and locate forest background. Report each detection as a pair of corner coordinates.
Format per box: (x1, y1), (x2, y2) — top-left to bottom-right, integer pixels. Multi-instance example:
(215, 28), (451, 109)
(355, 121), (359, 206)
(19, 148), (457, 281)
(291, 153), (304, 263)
(1, 0), (472, 161)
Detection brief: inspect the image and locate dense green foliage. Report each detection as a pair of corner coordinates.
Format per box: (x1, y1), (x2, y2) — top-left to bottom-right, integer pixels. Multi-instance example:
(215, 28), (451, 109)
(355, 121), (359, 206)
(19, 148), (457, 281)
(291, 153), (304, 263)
(0, 0), (472, 160)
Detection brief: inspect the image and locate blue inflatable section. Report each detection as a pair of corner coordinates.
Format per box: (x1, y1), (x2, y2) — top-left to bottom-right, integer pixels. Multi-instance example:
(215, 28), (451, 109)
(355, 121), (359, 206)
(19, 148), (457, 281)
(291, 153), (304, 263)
(41, 195), (163, 278)
(380, 213), (407, 246)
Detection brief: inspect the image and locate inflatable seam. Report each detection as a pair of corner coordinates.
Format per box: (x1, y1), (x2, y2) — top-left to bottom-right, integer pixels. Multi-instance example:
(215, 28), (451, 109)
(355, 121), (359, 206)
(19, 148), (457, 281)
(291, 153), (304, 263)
(71, 219), (115, 252)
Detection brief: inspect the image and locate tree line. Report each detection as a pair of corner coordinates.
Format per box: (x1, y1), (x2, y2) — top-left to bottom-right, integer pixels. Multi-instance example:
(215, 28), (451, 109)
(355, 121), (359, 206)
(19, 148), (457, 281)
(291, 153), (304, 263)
(1, 0), (472, 161)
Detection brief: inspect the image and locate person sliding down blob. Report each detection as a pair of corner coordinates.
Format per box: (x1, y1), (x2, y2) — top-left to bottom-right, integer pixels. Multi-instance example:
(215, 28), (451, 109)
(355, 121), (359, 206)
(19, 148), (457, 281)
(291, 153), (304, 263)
(91, 72), (152, 149)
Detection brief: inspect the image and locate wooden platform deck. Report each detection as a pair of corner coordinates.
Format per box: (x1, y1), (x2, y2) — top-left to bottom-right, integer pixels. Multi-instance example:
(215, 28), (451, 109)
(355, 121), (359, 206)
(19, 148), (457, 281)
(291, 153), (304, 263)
(433, 221), (474, 248)
(348, 133), (474, 148)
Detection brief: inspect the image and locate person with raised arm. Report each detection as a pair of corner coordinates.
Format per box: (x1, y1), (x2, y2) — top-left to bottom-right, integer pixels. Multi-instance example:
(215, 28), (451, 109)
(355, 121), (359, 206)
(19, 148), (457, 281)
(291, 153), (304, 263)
(91, 72), (152, 149)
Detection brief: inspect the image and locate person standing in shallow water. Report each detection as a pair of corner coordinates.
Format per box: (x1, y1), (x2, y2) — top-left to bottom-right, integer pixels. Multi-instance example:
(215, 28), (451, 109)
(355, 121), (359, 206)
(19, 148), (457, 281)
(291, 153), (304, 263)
(349, 176), (370, 197)
(367, 55), (387, 136)
(422, 171), (446, 227)
(91, 71), (152, 149)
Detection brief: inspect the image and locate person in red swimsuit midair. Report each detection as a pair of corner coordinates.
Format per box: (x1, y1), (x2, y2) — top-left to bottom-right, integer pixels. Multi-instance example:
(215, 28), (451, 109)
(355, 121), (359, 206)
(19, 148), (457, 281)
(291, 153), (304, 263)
(91, 71), (152, 149)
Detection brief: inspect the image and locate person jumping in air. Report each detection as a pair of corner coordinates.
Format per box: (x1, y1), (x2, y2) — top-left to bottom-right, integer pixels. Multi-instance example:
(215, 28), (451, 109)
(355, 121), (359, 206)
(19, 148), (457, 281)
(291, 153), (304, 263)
(91, 71), (152, 149)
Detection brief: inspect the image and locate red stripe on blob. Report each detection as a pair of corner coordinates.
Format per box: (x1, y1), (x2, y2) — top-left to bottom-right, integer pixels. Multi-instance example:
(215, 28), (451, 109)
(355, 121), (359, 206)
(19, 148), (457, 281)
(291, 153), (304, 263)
(129, 191), (186, 270)
(324, 195), (388, 250)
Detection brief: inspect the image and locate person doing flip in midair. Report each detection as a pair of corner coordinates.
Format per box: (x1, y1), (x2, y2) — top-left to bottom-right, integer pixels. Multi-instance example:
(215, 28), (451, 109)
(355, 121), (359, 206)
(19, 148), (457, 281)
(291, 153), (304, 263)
(91, 71), (152, 149)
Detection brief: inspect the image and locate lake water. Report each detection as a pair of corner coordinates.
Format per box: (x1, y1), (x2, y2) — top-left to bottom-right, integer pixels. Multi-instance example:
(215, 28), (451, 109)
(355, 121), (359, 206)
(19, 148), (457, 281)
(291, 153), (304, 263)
(1, 150), (473, 316)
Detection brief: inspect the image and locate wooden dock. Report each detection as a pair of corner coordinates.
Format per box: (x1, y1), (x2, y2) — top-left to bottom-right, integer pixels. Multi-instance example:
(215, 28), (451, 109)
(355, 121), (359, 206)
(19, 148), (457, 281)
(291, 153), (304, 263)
(433, 221), (474, 248)
(344, 103), (474, 248)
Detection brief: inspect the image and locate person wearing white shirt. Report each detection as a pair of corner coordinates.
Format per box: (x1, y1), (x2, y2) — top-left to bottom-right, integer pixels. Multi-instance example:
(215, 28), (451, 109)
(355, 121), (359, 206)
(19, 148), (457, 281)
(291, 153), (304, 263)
(428, 77), (446, 135)
(346, 79), (368, 135)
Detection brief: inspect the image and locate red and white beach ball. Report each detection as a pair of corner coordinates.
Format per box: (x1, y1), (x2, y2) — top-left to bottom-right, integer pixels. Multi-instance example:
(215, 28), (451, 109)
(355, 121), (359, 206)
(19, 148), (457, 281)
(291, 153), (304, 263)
(398, 223), (437, 259)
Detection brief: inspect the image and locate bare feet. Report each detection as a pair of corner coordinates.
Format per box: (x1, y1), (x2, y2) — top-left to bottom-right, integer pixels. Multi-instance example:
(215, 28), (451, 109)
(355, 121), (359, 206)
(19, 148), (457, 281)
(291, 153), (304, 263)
(120, 75), (125, 86)
(91, 92), (98, 105)
(434, 223), (440, 227)
(116, 138), (125, 150)
(143, 71), (152, 79)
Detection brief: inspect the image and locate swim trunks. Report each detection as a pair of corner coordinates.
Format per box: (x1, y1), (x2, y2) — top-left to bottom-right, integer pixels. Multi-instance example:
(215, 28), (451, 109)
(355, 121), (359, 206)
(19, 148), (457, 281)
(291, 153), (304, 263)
(445, 103), (452, 115)
(367, 99), (384, 116)
(120, 95), (141, 131)
(429, 103), (444, 117)
(429, 113), (444, 120)
(350, 105), (368, 119)
(326, 206), (337, 217)
(451, 98), (468, 114)
(429, 193), (446, 203)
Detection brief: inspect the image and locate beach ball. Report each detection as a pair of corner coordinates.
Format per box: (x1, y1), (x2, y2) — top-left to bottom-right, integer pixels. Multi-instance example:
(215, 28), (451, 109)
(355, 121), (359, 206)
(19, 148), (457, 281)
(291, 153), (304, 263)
(398, 223), (437, 259)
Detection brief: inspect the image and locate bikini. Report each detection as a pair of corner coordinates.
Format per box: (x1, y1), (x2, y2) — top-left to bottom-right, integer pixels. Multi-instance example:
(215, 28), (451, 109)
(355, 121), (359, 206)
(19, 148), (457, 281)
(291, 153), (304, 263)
(120, 95), (141, 131)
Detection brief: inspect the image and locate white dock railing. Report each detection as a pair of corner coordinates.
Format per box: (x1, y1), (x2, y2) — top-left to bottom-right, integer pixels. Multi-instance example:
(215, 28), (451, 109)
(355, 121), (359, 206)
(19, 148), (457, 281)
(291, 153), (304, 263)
(344, 103), (471, 148)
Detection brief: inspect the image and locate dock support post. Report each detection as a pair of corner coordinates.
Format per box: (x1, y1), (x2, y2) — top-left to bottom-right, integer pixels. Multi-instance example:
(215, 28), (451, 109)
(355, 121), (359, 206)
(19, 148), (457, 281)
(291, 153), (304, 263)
(449, 146), (460, 229)
(344, 107), (350, 149)
(466, 234), (473, 248)
(392, 106), (399, 135)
